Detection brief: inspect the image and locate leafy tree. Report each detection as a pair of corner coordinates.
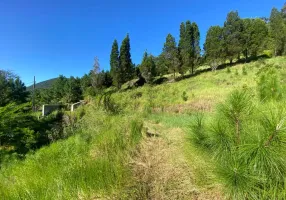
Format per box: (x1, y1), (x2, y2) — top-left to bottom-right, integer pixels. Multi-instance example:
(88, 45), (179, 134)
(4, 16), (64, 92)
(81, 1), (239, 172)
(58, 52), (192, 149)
(119, 34), (134, 86)
(139, 51), (156, 84)
(269, 8), (286, 56)
(110, 39), (119, 87)
(204, 26), (224, 70)
(223, 11), (244, 63)
(162, 33), (180, 78)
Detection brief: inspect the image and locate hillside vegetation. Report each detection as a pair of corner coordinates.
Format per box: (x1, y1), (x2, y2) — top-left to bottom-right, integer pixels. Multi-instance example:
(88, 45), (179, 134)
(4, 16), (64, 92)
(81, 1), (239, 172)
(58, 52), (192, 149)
(1, 3), (286, 200)
(1, 57), (286, 199)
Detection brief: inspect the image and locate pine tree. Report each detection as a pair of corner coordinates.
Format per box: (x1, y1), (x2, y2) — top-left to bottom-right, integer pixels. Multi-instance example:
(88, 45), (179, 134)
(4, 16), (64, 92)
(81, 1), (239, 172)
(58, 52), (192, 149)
(204, 26), (224, 70)
(139, 51), (156, 84)
(181, 21), (201, 74)
(242, 18), (268, 59)
(191, 22), (201, 74)
(110, 40), (119, 87)
(178, 22), (186, 52)
(269, 8), (286, 56)
(178, 22), (187, 74)
(162, 34), (180, 78)
(184, 21), (193, 73)
(223, 11), (244, 63)
(119, 34), (134, 86)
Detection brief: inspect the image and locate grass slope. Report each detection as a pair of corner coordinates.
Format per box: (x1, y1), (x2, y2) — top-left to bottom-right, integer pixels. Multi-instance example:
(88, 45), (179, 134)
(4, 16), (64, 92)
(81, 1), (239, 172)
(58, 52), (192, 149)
(1, 56), (286, 199)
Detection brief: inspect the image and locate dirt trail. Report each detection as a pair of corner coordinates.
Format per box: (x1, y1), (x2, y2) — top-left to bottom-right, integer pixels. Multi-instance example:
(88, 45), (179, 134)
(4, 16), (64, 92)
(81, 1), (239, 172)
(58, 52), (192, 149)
(130, 121), (222, 200)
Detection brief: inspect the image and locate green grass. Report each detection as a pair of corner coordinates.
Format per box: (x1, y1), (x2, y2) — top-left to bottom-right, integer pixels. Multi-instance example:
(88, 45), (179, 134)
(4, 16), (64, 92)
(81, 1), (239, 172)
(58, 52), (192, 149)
(1, 56), (286, 199)
(0, 107), (144, 199)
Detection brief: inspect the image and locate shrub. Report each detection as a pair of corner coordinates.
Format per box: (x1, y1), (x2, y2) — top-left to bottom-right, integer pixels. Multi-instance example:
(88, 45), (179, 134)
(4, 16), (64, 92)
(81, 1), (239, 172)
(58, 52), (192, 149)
(190, 89), (286, 198)
(181, 91), (188, 101)
(226, 67), (231, 73)
(257, 67), (282, 101)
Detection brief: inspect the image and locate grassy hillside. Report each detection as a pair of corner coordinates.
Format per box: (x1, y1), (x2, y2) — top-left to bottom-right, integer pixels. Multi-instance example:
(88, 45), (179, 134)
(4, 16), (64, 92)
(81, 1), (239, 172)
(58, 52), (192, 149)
(27, 78), (58, 91)
(1, 57), (286, 199)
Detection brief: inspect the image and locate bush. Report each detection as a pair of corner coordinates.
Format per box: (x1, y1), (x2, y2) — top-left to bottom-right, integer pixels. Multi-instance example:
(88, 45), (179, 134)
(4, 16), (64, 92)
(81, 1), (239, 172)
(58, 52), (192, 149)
(226, 67), (231, 73)
(181, 91), (188, 101)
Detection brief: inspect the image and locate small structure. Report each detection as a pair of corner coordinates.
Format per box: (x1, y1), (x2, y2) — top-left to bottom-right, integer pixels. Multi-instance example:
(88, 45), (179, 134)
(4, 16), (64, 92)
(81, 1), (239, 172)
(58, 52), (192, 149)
(71, 101), (85, 112)
(42, 104), (62, 116)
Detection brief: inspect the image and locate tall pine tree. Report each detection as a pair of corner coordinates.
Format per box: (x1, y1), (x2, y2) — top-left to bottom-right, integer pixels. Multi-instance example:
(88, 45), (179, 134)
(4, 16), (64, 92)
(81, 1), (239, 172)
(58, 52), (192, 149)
(110, 40), (120, 87)
(269, 8), (286, 56)
(191, 22), (201, 74)
(180, 21), (201, 74)
(242, 18), (268, 59)
(184, 21), (193, 74)
(223, 11), (244, 63)
(178, 22), (187, 74)
(119, 34), (134, 86)
(204, 26), (224, 70)
(139, 51), (156, 84)
(162, 34), (180, 78)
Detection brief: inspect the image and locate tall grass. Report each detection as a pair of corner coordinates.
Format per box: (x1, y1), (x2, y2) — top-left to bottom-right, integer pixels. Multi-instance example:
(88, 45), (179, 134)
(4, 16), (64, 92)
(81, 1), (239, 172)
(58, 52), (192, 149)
(0, 105), (144, 199)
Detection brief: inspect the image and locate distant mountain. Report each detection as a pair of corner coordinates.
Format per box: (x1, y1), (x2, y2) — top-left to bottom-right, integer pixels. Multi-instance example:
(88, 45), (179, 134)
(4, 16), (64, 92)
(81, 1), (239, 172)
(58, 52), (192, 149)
(27, 78), (58, 91)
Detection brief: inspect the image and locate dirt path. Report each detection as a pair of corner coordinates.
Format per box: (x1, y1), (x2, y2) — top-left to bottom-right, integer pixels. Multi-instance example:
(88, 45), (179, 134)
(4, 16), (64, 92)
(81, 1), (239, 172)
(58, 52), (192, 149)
(129, 121), (222, 200)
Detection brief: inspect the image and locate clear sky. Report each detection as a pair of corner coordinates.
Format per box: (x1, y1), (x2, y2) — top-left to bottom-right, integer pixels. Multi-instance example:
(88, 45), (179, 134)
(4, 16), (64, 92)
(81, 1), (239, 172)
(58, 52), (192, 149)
(0, 0), (285, 86)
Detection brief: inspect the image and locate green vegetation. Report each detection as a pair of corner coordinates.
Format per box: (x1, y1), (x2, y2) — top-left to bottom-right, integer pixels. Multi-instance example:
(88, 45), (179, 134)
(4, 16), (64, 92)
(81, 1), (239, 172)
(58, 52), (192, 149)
(1, 2), (286, 199)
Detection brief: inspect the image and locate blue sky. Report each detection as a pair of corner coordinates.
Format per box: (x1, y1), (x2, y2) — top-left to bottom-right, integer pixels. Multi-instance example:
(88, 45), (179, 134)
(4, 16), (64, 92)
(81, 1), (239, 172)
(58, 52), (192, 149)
(0, 0), (285, 86)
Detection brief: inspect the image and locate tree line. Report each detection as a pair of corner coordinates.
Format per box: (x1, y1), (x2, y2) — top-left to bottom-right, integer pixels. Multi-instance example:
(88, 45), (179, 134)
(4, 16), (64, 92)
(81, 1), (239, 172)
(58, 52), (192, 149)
(4, 3), (286, 107)
(34, 3), (286, 104)
(204, 6), (286, 70)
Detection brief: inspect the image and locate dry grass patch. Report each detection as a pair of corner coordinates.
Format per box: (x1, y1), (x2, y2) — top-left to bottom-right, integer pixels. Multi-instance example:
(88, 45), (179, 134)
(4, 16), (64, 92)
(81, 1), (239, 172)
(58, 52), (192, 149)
(128, 122), (223, 199)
